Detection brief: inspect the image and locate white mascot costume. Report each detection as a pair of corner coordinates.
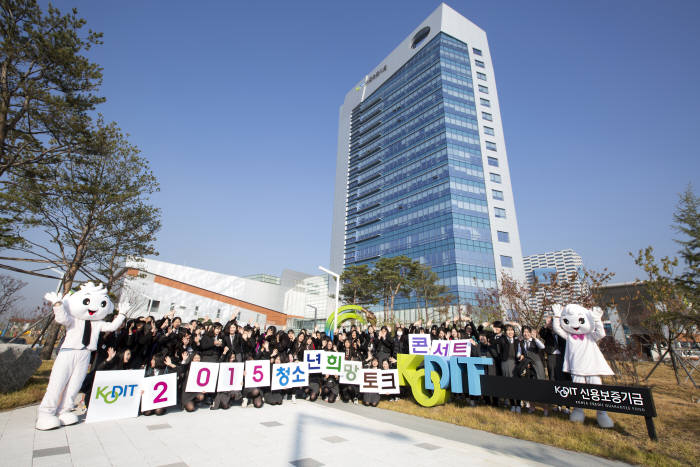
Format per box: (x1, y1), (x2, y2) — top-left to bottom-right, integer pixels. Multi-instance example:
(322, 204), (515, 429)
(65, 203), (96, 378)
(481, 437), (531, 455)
(552, 303), (614, 428)
(36, 282), (125, 430)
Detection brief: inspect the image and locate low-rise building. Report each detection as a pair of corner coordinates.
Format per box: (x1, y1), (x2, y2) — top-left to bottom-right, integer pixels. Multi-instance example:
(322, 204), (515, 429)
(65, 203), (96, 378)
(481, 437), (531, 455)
(119, 259), (334, 328)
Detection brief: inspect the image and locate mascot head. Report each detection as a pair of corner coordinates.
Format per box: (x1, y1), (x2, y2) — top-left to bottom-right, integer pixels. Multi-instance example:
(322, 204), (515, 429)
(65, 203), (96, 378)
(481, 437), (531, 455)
(559, 304), (594, 335)
(64, 282), (114, 321)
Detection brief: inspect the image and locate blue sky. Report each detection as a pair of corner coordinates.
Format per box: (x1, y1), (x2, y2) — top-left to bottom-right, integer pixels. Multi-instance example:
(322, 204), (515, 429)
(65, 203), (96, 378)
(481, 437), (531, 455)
(13, 0), (700, 309)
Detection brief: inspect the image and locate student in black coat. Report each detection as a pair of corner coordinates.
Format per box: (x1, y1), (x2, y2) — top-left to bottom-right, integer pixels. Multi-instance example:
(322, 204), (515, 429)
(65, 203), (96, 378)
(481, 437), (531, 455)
(142, 354), (174, 416)
(497, 324), (520, 412)
(241, 355), (264, 409)
(340, 344), (359, 404)
(375, 326), (394, 363)
(362, 357), (381, 407)
(127, 319), (153, 369)
(211, 349), (242, 410)
(321, 341), (339, 403)
(239, 326), (256, 360)
(540, 317), (568, 381)
(181, 353), (206, 412)
(222, 324), (242, 361)
(264, 355), (285, 405)
(392, 327), (409, 356)
(303, 339), (321, 402)
(291, 332), (306, 362)
(517, 326), (546, 380)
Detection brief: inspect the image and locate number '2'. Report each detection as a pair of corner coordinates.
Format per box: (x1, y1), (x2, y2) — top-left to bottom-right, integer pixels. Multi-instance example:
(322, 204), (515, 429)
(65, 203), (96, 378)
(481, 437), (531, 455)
(153, 381), (168, 403)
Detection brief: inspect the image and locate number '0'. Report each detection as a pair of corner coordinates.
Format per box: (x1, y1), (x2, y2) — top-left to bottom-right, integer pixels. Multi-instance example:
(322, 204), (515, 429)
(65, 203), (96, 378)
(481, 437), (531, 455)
(197, 368), (210, 386)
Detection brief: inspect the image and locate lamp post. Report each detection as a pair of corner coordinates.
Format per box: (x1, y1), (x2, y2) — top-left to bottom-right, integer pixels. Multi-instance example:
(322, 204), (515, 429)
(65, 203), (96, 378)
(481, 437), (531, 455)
(306, 305), (317, 330)
(318, 266), (339, 336)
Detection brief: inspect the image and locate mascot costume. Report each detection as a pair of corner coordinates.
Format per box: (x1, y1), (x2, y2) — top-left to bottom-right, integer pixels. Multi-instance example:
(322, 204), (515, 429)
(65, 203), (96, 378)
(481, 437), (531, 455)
(36, 282), (125, 430)
(552, 303), (614, 428)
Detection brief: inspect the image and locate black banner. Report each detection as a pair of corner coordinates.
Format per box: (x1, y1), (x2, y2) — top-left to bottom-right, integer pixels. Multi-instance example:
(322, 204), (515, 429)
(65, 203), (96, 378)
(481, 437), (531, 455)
(479, 376), (657, 418)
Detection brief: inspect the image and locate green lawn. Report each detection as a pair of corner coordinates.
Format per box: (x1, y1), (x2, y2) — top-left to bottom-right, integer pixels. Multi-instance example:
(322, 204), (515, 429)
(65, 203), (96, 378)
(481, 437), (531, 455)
(0, 360), (53, 411)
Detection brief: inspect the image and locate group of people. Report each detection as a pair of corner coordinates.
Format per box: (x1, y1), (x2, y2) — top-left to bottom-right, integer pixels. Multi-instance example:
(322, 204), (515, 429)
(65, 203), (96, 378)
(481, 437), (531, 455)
(76, 310), (570, 416)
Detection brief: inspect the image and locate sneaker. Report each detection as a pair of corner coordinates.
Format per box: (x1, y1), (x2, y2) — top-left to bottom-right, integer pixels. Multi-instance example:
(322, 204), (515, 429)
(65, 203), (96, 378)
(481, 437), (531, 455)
(241, 398), (248, 408)
(292, 394), (297, 404)
(510, 406), (516, 412)
(515, 406), (521, 414)
(353, 398), (359, 405)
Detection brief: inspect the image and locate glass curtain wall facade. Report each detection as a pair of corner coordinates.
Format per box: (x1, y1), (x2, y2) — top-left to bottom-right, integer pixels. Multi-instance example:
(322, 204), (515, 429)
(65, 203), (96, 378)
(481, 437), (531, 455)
(345, 33), (496, 311)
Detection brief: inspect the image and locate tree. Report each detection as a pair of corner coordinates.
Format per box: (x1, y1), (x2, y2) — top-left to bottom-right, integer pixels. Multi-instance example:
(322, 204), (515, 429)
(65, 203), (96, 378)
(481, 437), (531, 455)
(475, 267), (615, 330)
(672, 184), (699, 305)
(0, 0), (104, 247)
(433, 293), (455, 323)
(339, 264), (378, 306)
(497, 272), (546, 329)
(5, 119), (160, 358)
(0, 272), (25, 318)
(474, 285), (504, 324)
(91, 201), (161, 292)
(632, 247), (697, 386)
(372, 255), (419, 323)
(411, 263), (446, 323)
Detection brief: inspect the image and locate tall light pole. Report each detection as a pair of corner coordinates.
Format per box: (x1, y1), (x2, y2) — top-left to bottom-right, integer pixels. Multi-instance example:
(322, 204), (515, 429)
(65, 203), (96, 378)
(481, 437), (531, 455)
(318, 266), (339, 336)
(305, 305), (317, 329)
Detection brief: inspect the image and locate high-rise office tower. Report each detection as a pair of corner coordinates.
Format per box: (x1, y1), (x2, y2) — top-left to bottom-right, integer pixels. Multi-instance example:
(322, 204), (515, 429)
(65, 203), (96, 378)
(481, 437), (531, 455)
(523, 249), (585, 308)
(523, 249), (584, 286)
(330, 4), (525, 314)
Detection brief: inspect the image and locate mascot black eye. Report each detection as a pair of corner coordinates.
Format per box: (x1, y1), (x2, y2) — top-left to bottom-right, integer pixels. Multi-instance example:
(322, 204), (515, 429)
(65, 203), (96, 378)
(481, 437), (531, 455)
(83, 298), (90, 305)
(578, 318), (585, 324)
(101, 300), (107, 308)
(563, 318), (569, 324)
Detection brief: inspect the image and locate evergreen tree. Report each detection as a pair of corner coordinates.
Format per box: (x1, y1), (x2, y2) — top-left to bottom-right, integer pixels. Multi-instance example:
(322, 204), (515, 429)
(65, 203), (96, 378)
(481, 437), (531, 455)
(339, 264), (378, 306)
(372, 256), (419, 323)
(672, 184), (699, 305)
(5, 119), (160, 358)
(0, 0), (104, 247)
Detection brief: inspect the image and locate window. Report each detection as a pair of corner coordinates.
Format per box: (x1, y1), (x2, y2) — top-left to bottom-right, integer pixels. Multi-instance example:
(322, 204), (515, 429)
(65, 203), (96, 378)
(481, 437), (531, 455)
(495, 207), (506, 218)
(486, 141), (497, 151)
(490, 173), (501, 183)
(500, 255), (514, 268)
(488, 156), (499, 167)
(484, 126), (495, 136)
(482, 112), (492, 121)
(478, 85), (488, 94)
(492, 189), (504, 200)
(475, 59), (485, 68)
(497, 231), (510, 243)
(477, 72), (487, 80)
(472, 47), (482, 56)
(480, 98), (491, 107)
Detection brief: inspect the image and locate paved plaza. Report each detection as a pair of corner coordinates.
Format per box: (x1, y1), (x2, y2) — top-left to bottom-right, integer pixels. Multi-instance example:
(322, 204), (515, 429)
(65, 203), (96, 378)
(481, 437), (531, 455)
(0, 400), (628, 467)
